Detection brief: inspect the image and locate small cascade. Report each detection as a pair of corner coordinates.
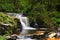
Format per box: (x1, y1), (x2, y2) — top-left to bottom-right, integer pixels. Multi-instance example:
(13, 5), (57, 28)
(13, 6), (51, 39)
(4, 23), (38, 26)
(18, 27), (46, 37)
(7, 13), (36, 35)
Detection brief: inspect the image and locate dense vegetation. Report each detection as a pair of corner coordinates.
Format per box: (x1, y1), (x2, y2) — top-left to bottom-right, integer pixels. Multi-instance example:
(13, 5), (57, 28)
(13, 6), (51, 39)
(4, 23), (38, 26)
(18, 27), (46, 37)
(0, 0), (60, 27)
(0, 12), (17, 26)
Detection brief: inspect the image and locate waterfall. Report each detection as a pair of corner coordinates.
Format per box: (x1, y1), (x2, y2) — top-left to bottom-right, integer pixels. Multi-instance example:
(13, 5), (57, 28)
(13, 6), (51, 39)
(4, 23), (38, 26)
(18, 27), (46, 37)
(7, 13), (36, 34)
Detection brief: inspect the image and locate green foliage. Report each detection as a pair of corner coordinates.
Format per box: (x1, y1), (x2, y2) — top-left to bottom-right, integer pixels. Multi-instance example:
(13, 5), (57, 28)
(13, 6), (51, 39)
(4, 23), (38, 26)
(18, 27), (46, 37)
(0, 12), (18, 26)
(0, 36), (7, 40)
(0, 12), (21, 35)
(0, 0), (20, 12)
(25, 0), (60, 27)
(0, 0), (14, 12)
(0, 0), (60, 27)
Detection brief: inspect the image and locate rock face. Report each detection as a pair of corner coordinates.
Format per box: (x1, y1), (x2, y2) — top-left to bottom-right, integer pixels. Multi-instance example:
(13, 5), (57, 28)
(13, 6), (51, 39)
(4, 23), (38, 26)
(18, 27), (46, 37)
(0, 12), (22, 35)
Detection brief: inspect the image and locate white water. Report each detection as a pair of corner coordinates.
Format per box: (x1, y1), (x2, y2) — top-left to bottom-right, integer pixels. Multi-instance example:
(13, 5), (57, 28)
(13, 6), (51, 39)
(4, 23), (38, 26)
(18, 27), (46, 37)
(7, 13), (36, 34)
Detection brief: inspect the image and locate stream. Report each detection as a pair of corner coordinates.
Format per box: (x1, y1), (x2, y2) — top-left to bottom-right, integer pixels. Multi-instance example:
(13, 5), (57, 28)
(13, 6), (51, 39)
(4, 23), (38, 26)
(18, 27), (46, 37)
(7, 13), (60, 40)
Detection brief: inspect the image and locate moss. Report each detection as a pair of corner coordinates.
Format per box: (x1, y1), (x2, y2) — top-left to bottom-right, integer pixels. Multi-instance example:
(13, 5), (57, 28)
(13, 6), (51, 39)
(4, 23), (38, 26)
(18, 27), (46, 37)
(0, 12), (18, 27)
(0, 12), (21, 35)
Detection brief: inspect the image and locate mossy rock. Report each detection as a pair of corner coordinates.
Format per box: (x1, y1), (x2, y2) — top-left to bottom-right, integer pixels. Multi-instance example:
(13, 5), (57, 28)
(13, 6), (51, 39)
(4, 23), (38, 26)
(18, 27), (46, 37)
(0, 12), (19, 27)
(0, 12), (22, 35)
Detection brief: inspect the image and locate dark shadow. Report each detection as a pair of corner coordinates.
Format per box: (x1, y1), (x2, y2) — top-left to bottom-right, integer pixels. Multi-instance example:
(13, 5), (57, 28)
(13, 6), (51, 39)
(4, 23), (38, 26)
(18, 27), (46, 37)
(56, 5), (60, 12)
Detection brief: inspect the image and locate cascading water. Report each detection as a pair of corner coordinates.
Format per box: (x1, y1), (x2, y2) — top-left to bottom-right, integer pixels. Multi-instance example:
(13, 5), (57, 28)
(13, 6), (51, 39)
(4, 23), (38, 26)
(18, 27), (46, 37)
(7, 13), (36, 35)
